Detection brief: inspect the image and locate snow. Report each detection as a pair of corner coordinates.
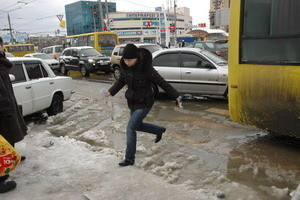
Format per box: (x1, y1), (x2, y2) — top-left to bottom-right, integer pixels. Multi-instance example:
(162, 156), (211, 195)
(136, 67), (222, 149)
(1, 130), (215, 200)
(1, 79), (298, 200)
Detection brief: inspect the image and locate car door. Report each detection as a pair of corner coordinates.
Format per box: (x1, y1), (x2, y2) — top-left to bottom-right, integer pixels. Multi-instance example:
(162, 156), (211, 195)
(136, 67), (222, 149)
(152, 52), (181, 91)
(62, 49), (72, 69)
(70, 50), (80, 70)
(180, 52), (219, 95)
(24, 60), (54, 113)
(9, 61), (33, 116)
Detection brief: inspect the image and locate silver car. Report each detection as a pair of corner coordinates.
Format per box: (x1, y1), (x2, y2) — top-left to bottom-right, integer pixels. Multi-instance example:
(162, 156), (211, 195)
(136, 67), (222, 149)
(152, 48), (228, 97)
(24, 53), (60, 70)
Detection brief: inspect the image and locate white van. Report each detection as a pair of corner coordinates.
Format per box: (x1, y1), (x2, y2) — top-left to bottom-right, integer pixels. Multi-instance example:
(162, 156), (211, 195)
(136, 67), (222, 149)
(41, 45), (65, 59)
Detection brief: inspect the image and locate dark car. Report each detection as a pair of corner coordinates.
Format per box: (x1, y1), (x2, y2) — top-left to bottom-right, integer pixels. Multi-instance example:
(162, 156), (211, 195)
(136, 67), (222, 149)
(59, 46), (111, 76)
(185, 41), (228, 60)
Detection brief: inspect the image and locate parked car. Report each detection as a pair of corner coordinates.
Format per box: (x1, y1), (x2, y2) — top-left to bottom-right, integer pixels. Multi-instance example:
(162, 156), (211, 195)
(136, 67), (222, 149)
(24, 53), (60, 70)
(41, 45), (65, 59)
(111, 43), (163, 80)
(59, 46), (111, 77)
(5, 52), (16, 57)
(8, 57), (73, 116)
(152, 48), (228, 97)
(214, 40), (228, 60)
(185, 41), (228, 60)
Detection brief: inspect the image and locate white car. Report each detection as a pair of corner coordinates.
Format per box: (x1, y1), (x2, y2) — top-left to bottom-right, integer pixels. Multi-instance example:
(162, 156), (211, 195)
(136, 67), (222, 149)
(152, 48), (228, 97)
(24, 53), (60, 70)
(8, 57), (73, 116)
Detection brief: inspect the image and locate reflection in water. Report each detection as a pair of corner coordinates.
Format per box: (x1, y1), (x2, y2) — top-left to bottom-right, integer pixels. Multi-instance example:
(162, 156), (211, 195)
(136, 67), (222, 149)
(227, 135), (300, 199)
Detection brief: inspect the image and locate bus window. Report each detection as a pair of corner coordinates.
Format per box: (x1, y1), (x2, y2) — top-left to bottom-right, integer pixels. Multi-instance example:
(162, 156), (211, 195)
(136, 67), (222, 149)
(78, 36), (87, 46)
(87, 35), (94, 47)
(98, 34), (117, 46)
(241, 0), (300, 64)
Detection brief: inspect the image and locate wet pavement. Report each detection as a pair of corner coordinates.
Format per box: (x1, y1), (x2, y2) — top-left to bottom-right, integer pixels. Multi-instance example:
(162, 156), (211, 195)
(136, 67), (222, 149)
(30, 72), (300, 199)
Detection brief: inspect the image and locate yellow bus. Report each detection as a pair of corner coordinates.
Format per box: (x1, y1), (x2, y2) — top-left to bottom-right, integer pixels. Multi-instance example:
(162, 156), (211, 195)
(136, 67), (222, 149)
(66, 32), (119, 56)
(228, 0), (300, 138)
(4, 44), (35, 57)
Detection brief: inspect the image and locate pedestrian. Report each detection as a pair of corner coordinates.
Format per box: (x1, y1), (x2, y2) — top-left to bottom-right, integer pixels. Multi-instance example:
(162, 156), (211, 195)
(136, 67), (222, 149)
(181, 40), (185, 47)
(0, 36), (28, 193)
(105, 43), (181, 167)
(168, 42), (171, 48)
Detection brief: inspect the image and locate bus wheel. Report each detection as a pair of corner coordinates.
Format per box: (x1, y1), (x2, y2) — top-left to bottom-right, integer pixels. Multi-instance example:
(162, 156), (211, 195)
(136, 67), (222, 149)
(113, 66), (121, 80)
(60, 64), (68, 76)
(80, 65), (90, 77)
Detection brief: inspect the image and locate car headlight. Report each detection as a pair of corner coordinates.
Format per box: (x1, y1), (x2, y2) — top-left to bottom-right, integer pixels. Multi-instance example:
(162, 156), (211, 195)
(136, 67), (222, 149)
(88, 59), (95, 63)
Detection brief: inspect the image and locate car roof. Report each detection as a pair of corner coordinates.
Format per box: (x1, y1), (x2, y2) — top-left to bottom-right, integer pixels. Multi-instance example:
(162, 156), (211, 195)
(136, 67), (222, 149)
(153, 48), (204, 56)
(24, 53), (47, 56)
(7, 57), (45, 62)
(63, 46), (93, 51)
(116, 43), (160, 48)
(43, 45), (63, 48)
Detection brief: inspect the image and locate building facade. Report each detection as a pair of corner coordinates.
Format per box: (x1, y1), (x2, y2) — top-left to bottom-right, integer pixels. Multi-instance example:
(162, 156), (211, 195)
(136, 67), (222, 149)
(65, 1), (116, 36)
(209, 0), (230, 32)
(107, 7), (192, 45)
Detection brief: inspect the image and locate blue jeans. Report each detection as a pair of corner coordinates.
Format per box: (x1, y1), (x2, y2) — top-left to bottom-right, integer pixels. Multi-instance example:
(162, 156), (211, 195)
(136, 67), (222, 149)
(125, 107), (165, 162)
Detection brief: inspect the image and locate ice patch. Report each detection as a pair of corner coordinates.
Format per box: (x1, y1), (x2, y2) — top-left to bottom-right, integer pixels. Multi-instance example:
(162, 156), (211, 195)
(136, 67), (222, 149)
(259, 185), (289, 199)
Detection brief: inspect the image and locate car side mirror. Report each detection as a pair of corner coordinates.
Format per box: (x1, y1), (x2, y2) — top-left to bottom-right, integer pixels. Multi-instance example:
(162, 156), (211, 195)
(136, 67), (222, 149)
(204, 62), (215, 69)
(113, 52), (118, 55)
(9, 74), (15, 82)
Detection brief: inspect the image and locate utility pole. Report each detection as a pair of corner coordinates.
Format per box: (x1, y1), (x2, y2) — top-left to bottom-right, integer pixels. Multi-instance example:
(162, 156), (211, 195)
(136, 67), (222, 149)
(173, 0), (177, 46)
(98, 0), (104, 31)
(105, 0), (108, 19)
(7, 13), (15, 44)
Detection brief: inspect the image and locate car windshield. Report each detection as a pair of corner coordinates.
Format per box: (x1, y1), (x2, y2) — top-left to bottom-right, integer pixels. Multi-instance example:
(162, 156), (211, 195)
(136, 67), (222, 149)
(203, 42), (216, 49)
(32, 54), (53, 59)
(79, 48), (103, 57)
(185, 43), (194, 47)
(215, 42), (228, 49)
(140, 45), (163, 53)
(201, 50), (228, 65)
(55, 46), (65, 53)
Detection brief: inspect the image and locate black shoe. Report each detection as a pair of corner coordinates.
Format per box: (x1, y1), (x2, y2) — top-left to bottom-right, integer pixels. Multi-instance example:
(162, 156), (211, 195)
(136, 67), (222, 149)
(0, 174), (9, 182)
(0, 181), (17, 193)
(155, 128), (166, 143)
(118, 160), (134, 167)
(21, 156), (26, 162)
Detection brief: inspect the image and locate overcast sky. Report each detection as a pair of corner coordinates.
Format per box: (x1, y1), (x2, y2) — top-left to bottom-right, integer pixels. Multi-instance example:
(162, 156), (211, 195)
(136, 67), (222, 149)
(0, 0), (210, 35)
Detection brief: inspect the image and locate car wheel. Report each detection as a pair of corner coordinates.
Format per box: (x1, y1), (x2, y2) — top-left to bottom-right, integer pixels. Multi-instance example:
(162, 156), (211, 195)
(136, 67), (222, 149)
(60, 64), (68, 76)
(113, 66), (121, 80)
(80, 65), (90, 77)
(46, 94), (63, 116)
(151, 83), (158, 98)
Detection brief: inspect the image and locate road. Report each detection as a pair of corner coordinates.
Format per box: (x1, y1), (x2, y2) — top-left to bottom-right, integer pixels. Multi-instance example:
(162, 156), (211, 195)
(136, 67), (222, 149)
(32, 72), (300, 199)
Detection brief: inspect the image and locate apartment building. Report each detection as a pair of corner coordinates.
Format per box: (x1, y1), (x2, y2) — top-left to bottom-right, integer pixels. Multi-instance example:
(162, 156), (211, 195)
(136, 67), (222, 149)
(209, 0), (230, 32)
